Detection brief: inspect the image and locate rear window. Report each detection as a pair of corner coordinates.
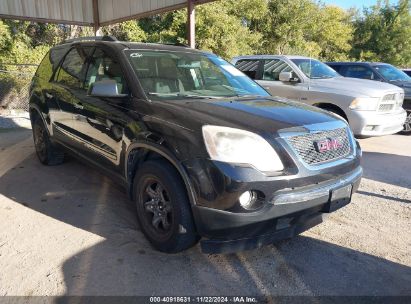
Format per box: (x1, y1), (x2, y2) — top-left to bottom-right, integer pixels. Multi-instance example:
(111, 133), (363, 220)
(234, 59), (260, 79)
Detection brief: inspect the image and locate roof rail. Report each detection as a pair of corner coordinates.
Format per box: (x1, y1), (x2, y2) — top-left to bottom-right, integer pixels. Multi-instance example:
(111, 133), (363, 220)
(159, 42), (190, 48)
(61, 35), (118, 44)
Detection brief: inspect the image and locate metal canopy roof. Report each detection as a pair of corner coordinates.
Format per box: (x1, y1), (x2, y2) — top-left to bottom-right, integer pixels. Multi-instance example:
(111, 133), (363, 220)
(0, 0), (214, 27)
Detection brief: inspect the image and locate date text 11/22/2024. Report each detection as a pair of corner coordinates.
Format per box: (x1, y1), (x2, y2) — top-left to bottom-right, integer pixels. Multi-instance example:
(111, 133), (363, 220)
(149, 297), (258, 303)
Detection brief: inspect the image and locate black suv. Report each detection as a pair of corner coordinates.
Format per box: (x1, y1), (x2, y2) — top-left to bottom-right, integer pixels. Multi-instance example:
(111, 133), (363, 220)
(29, 37), (362, 253)
(327, 62), (411, 133)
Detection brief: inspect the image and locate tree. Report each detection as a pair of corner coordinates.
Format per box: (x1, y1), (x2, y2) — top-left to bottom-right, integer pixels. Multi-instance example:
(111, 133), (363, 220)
(255, 0), (353, 60)
(101, 20), (146, 42)
(139, 0), (263, 60)
(351, 0), (411, 66)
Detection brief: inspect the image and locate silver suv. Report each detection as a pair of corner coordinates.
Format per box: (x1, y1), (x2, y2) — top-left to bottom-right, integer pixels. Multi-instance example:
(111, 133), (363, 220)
(232, 55), (406, 137)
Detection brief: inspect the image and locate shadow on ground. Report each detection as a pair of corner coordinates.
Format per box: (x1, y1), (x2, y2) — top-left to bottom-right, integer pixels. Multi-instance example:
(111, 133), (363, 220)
(361, 151), (411, 189)
(0, 151), (410, 296)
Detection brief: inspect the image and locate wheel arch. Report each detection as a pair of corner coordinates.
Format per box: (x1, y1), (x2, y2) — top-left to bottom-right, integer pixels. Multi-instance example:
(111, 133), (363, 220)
(125, 142), (197, 207)
(313, 102), (349, 122)
(29, 104), (51, 135)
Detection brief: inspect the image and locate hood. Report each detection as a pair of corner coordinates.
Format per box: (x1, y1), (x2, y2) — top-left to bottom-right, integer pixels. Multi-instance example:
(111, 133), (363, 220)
(311, 77), (403, 97)
(155, 96), (343, 136)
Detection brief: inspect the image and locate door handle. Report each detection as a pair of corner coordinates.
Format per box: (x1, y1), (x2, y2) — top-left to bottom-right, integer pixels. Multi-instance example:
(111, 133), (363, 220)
(45, 92), (54, 99)
(74, 103), (84, 110)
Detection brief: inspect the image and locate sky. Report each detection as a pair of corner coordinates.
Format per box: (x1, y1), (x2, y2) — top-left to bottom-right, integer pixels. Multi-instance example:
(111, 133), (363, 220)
(322, 0), (396, 9)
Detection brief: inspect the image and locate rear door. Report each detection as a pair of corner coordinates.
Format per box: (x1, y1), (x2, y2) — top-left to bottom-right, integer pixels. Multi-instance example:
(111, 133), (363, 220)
(50, 45), (93, 147)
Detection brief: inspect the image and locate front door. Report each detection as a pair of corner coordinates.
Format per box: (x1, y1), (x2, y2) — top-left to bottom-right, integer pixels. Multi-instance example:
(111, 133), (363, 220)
(257, 59), (308, 102)
(73, 47), (132, 176)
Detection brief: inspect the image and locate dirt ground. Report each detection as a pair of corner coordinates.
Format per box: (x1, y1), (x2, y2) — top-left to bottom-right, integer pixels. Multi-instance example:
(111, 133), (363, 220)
(0, 127), (410, 297)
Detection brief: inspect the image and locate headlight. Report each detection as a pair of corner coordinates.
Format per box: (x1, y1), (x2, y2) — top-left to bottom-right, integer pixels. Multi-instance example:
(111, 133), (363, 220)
(202, 125), (284, 172)
(349, 97), (379, 111)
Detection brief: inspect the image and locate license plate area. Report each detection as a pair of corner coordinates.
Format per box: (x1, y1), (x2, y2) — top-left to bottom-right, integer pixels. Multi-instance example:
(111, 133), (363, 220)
(323, 184), (353, 213)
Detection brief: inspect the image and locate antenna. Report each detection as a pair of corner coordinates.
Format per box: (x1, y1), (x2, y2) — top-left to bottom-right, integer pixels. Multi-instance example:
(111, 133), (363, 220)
(308, 52), (312, 91)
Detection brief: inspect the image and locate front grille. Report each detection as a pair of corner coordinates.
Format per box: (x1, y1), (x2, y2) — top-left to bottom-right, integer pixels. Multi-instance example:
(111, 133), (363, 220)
(379, 104), (394, 112)
(383, 93), (396, 101)
(286, 128), (352, 166)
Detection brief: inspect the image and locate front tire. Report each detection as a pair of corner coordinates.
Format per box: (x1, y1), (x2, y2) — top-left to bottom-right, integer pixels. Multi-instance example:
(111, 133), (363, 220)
(402, 111), (411, 134)
(32, 116), (64, 166)
(133, 160), (198, 253)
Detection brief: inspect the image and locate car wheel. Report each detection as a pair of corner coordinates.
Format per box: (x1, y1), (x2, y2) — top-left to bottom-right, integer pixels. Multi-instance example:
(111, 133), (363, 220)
(133, 160), (199, 253)
(402, 111), (411, 134)
(32, 116), (65, 165)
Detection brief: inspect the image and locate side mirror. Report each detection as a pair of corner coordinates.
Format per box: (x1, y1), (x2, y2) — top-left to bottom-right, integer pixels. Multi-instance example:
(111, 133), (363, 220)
(89, 79), (127, 97)
(279, 71), (299, 83)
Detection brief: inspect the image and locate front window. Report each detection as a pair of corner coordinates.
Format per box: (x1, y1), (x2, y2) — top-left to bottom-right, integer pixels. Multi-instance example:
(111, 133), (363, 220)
(374, 64), (411, 82)
(125, 50), (269, 99)
(291, 59), (340, 79)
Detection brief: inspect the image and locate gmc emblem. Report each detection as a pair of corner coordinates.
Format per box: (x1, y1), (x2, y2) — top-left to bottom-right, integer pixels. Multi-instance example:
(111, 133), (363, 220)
(314, 137), (343, 153)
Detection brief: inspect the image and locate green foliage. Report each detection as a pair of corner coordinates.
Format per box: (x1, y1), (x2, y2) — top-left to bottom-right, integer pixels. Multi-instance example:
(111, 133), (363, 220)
(254, 0), (353, 60)
(101, 20), (146, 42)
(351, 0), (411, 66)
(0, 0), (410, 66)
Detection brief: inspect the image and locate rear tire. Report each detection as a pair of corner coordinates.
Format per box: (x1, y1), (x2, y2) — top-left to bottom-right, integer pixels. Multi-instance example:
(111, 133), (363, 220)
(32, 116), (64, 166)
(133, 160), (199, 253)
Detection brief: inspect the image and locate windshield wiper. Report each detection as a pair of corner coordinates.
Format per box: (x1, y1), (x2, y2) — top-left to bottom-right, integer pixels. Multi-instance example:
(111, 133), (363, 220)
(147, 92), (222, 99)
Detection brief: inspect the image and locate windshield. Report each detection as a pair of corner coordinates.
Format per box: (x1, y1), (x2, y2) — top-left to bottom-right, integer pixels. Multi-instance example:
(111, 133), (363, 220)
(125, 50), (269, 99)
(291, 59), (340, 79)
(374, 64), (411, 82)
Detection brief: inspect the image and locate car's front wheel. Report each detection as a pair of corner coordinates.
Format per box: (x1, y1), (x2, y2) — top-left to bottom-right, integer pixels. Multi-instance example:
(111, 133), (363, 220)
(402, 111), (411, 134)
(133, 160), (199, 253)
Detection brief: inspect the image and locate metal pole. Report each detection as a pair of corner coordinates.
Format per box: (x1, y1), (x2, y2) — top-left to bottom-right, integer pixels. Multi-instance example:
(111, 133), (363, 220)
(92, 0), (101, 36)
(187, 0), (195, 48)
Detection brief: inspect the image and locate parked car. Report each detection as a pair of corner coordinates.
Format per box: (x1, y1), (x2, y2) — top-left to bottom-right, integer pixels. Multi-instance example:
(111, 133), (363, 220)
(30, 37), (362, 254)
(402, 69), (411, 77)
(232, 55), (406, 137)
(326, 62), (411, 133)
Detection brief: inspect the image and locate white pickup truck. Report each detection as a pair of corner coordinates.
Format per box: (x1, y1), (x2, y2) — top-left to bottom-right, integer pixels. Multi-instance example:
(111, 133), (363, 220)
(232, 55), (406, 137)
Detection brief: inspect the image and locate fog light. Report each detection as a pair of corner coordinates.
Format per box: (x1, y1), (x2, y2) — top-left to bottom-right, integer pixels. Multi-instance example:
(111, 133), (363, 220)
(239, 191), (259, 210)
(364, 125), (377, 131)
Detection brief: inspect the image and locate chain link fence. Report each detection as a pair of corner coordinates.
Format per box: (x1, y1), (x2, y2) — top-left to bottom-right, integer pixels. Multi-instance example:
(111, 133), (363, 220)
(0, 63), (38, 113)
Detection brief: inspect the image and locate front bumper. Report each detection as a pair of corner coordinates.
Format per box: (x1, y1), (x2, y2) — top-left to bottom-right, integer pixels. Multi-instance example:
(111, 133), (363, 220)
(347, 109), (406, 136)
(191, 166), (362, 254)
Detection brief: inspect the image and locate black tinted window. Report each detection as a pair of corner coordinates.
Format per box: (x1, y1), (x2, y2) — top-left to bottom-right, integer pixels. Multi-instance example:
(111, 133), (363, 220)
(85, 48), (129, 94)
(56, 47), (92, 89)
(234, 59), (260, 79)
(327, 64), (341, 73)
(35, 46), (69, 81)
(343, 65), (376, 80)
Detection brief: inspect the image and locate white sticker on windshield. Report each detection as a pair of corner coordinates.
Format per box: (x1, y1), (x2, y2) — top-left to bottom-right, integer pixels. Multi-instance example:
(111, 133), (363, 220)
(221, 65), (245, 76)
(130, 53), (143, 58)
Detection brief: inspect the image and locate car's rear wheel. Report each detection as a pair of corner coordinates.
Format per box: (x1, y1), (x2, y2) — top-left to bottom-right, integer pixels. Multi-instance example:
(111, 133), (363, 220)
(402, 111), (411, 134)
(133, 160), (198, 253)
(32, 116), (64, 165)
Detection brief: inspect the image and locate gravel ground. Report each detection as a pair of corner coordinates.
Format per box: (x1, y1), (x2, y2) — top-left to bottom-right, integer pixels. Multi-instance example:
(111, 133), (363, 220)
(0, 128), (410, 297)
